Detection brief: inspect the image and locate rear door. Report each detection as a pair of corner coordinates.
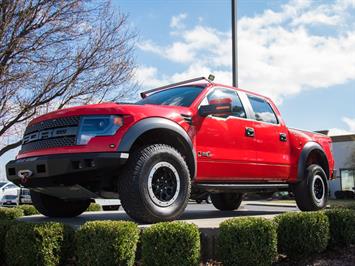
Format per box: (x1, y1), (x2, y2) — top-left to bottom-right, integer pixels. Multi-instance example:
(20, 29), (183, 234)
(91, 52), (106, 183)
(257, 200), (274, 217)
(246, 94), (291, 180)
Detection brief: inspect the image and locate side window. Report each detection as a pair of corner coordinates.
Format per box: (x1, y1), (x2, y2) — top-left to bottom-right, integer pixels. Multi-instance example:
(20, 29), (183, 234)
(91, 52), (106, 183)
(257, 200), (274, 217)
(203, 88), (246, 118)
(248, 95), (278, 124)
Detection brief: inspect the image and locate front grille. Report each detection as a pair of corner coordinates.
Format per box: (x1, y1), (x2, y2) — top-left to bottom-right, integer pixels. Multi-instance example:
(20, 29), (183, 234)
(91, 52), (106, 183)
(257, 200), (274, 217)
(20, 137), (76, 153)
(24, 116), (80, 135)
(21, 116), (80, 153)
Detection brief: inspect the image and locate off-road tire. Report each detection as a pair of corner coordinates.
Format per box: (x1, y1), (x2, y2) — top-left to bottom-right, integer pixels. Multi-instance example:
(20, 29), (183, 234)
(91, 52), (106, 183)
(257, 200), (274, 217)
(30, 190), (90, 217)
(294, 164), (328, 211)
(211, 193), (243, 211)
(118, 144), (191, 223)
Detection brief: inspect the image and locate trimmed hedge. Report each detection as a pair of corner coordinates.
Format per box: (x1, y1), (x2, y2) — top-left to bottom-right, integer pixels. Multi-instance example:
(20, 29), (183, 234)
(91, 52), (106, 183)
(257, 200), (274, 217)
(17, 204), (40, 216)
(86, 203), (102, 212)
(218, 217), (277, 266)
(275, 211), (329, 258)
(76, 221), (139, 266)
(142, 221), (200, 266)
(0, 207), (24, 220)
(325, 208), (355, 246)
(0, 220), (18, 262)
(5, 222), (75, 266)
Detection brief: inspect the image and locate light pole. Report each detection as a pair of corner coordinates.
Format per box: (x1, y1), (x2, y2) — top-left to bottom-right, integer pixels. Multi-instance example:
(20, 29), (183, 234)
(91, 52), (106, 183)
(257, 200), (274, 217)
(231, 0), (238, 87)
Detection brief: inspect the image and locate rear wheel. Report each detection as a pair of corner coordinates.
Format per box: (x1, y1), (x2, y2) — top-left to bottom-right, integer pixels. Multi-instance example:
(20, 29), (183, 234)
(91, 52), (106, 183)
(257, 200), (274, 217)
(211, 193), (243, 211)
(118, 144), (191, 223)
(30, 190), (90, 217)
(294, 164), (328, 211)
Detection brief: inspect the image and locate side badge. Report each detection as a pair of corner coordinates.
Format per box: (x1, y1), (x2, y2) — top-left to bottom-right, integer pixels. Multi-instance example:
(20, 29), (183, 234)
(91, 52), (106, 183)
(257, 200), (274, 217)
(197, 151), (211, 157)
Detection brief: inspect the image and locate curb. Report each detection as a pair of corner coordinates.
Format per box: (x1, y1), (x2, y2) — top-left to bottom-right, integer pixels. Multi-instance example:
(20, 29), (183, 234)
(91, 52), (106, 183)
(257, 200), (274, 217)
(245, 202), (297, 208)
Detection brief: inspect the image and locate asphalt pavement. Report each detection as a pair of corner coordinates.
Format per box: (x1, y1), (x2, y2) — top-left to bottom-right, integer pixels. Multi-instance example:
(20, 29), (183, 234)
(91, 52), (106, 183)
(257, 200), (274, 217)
(19, 201), (299, 229)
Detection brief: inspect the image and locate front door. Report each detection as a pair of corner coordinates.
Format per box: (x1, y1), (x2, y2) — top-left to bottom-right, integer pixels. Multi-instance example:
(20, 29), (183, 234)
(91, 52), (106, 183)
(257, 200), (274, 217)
(195, 87), (257, 182)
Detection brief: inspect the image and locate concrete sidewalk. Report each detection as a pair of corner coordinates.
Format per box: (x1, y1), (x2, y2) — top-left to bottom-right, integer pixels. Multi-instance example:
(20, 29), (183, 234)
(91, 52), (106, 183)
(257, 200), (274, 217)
(19, 203), (298, 229)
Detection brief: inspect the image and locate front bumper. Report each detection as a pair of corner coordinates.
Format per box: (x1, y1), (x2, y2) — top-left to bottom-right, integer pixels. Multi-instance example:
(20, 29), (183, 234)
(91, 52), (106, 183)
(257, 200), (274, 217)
(6, 152), (129, 188)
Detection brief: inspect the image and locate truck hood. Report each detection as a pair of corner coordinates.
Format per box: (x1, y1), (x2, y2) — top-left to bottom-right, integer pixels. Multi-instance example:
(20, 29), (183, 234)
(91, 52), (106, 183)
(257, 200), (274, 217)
(29, 102), (192, 126)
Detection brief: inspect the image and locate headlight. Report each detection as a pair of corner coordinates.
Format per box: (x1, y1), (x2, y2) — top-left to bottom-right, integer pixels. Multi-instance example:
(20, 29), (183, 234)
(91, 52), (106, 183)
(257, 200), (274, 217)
(77, 115), (123, 145)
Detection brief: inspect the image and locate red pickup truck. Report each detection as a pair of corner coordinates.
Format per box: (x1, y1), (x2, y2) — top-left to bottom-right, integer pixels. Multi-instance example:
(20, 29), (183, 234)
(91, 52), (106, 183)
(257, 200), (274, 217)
(6, 77), (335, 223)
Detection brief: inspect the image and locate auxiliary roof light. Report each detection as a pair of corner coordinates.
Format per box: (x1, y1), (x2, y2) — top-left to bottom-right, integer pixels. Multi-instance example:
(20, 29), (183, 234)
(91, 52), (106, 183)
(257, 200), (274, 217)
(208, 74), (215, 81)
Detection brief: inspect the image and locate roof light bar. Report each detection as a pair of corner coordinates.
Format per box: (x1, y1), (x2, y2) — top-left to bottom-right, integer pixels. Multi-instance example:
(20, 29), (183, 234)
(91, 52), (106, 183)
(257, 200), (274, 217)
(140, 75), (215, 98)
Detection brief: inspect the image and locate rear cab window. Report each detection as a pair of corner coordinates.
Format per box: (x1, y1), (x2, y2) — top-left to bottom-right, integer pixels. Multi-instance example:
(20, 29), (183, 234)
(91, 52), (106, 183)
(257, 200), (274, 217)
(247, 95), (278, 124)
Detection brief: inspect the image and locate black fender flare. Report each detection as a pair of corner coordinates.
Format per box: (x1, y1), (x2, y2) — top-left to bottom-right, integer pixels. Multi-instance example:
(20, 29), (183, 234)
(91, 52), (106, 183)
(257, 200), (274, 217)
(117, 117), (196, 178)
(297, 142), (329, 181)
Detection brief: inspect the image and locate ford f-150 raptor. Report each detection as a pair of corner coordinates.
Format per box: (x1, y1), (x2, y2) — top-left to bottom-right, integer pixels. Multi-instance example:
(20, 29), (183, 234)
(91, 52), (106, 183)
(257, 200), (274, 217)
(6, 76), (335, 223)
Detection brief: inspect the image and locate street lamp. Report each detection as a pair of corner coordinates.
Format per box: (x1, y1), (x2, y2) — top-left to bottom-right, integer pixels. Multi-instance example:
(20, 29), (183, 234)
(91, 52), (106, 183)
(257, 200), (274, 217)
(231, 0), (238, 87)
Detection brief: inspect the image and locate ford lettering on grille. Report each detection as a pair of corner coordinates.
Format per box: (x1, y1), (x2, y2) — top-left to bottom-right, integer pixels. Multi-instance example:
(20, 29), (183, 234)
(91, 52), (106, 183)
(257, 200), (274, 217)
(22, 126), (78, 144)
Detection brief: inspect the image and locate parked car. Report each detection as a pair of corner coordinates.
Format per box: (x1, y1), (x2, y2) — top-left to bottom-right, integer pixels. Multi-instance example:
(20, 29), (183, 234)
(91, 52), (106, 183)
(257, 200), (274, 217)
(6, 76), (335, 223)
(0, 181), (19, 199)
(19, 188), (32, 204)
(194, 193), (212, 204)
(94, 199), (120, 211)
(1, 194), (18, 207)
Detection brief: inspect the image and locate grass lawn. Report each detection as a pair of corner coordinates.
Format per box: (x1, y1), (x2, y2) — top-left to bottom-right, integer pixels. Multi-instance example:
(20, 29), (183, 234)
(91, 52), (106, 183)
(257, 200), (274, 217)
(263, 199), (355, 209)
(328, 199), (355, 209)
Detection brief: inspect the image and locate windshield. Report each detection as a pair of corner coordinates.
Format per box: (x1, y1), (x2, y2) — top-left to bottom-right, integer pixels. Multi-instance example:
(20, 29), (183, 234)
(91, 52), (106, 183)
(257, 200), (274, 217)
(0, 182), (7, 188)
(3, 195), (17, 199)
(136, 85), (205, 107)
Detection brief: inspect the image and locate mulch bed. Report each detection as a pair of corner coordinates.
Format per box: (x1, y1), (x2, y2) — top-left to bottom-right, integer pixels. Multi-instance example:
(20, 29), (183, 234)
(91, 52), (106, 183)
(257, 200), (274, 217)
(201, 246), (355, 266)
(274, 246), (355, 266)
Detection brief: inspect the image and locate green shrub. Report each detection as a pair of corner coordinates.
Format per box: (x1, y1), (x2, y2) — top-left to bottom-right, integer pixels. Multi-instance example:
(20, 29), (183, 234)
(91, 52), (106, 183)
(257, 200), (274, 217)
(218, 217), (277, 266)
(17, 205), (40, 216)
(86, 203), (102, 212)
(0, 220), (18, 262)
(5, 222), (75, 266)
(76, 221), (139, 266)
(0, 207), (24, 220)
(275, 211), (329, 258)
(142, 221), (200, 266)
(325, 208), (355, 246)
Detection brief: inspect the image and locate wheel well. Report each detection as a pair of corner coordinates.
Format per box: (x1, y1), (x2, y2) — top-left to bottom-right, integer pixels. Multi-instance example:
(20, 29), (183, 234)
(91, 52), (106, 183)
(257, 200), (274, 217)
(130, 128), (196, 179)
(305, 149), (330, 179)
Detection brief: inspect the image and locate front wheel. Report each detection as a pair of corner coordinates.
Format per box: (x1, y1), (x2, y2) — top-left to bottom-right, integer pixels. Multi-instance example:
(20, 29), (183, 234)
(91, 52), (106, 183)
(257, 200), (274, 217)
(30, 190), (90, 217)
(118, 144), (191, 223)
(211, 193), (243, 211)
(294, 164), (328, 211)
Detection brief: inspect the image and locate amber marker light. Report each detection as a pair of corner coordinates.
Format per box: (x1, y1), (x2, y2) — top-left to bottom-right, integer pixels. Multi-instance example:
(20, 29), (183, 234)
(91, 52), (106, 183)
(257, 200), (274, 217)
(114, 116), (123, 127)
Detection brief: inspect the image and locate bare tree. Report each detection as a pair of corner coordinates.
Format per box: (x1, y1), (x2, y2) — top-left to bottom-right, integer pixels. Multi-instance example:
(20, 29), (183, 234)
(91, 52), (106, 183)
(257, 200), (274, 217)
(0, 0), (136, 156)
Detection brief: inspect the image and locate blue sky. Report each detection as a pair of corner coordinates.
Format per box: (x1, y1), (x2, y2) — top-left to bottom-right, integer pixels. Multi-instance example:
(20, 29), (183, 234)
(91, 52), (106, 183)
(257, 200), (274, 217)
(1, 0), (355, 178)
(117, 0), (355, 133)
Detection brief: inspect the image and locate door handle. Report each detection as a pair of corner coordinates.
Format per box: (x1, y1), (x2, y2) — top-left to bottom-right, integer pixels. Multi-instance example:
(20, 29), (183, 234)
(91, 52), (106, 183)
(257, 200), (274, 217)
(245, 127), (255, 137)
(280, 133), (287, 142)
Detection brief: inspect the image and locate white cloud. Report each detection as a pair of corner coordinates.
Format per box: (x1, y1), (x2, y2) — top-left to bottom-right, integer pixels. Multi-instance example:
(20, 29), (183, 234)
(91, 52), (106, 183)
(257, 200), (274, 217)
(328, 116), (355, 135)
(170, 13), (187, 29)
(134, 66), (166, 89)
(137, 0), (355, 104)
(342, 117), (355, 132)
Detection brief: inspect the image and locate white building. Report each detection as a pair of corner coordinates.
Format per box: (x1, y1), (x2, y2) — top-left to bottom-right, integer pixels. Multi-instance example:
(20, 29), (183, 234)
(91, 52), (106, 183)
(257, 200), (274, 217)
(325, 133), (355, 198)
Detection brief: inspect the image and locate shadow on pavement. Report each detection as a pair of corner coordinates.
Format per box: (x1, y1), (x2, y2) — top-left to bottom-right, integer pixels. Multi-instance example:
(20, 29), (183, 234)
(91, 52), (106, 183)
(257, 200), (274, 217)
(18, 205), (294, 228)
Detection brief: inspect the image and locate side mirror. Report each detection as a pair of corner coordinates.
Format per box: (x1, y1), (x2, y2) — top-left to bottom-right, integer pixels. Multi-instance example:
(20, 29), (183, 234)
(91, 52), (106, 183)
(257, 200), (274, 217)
(199, 98), (232, 117)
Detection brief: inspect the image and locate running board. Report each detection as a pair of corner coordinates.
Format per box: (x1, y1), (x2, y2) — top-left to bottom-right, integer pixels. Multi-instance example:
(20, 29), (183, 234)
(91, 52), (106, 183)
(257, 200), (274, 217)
(194, 183), (289, 193)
